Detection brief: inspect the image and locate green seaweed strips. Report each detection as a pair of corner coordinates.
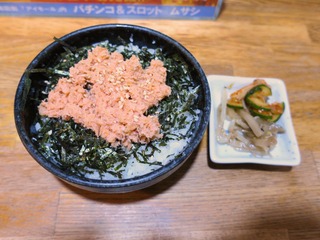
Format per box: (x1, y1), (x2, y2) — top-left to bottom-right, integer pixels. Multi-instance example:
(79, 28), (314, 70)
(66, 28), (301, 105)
(30, 37), (200, 180)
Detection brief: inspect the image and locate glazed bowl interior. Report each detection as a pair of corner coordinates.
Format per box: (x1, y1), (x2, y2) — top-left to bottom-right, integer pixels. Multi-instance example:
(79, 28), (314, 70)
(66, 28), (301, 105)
(14, 24), (210, 193)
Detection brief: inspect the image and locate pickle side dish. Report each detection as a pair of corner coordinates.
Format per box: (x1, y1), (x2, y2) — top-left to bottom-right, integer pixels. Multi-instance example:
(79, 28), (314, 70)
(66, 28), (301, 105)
(217, 79), (285, 156)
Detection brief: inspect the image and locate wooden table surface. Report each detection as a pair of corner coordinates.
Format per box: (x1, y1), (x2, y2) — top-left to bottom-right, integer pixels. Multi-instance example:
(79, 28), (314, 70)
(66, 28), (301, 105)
(1, 0), (320, 239)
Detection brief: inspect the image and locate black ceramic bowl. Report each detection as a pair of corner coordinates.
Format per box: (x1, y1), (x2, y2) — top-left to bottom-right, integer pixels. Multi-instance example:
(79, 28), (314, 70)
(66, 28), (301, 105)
(14, 24), (210, 193)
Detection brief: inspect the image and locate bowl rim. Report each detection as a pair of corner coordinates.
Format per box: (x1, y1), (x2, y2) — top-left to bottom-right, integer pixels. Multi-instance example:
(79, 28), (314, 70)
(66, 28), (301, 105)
(14, 23), (211, 193)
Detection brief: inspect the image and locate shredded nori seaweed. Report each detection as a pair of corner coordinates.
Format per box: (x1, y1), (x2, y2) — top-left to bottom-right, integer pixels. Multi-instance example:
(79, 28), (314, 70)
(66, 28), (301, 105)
(29, 38), (200, 179)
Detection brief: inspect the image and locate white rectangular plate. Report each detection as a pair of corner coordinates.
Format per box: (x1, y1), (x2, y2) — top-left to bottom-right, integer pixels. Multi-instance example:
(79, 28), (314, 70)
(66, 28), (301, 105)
(208, 75), (301, 166)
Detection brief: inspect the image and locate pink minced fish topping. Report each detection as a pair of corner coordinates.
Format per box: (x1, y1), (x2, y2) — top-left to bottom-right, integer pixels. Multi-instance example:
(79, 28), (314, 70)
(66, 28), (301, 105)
(39, 46), (171, 148)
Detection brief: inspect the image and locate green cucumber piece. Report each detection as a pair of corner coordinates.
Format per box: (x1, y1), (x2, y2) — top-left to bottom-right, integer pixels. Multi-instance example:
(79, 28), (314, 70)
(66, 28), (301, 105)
(250, 84), (272, 97)
(227, 98), (244, 109)
(269, 102), (285, 122)
(249, 108), (273, 120)
(245, 84), (272, 111)
(245, 95), (271, 111)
